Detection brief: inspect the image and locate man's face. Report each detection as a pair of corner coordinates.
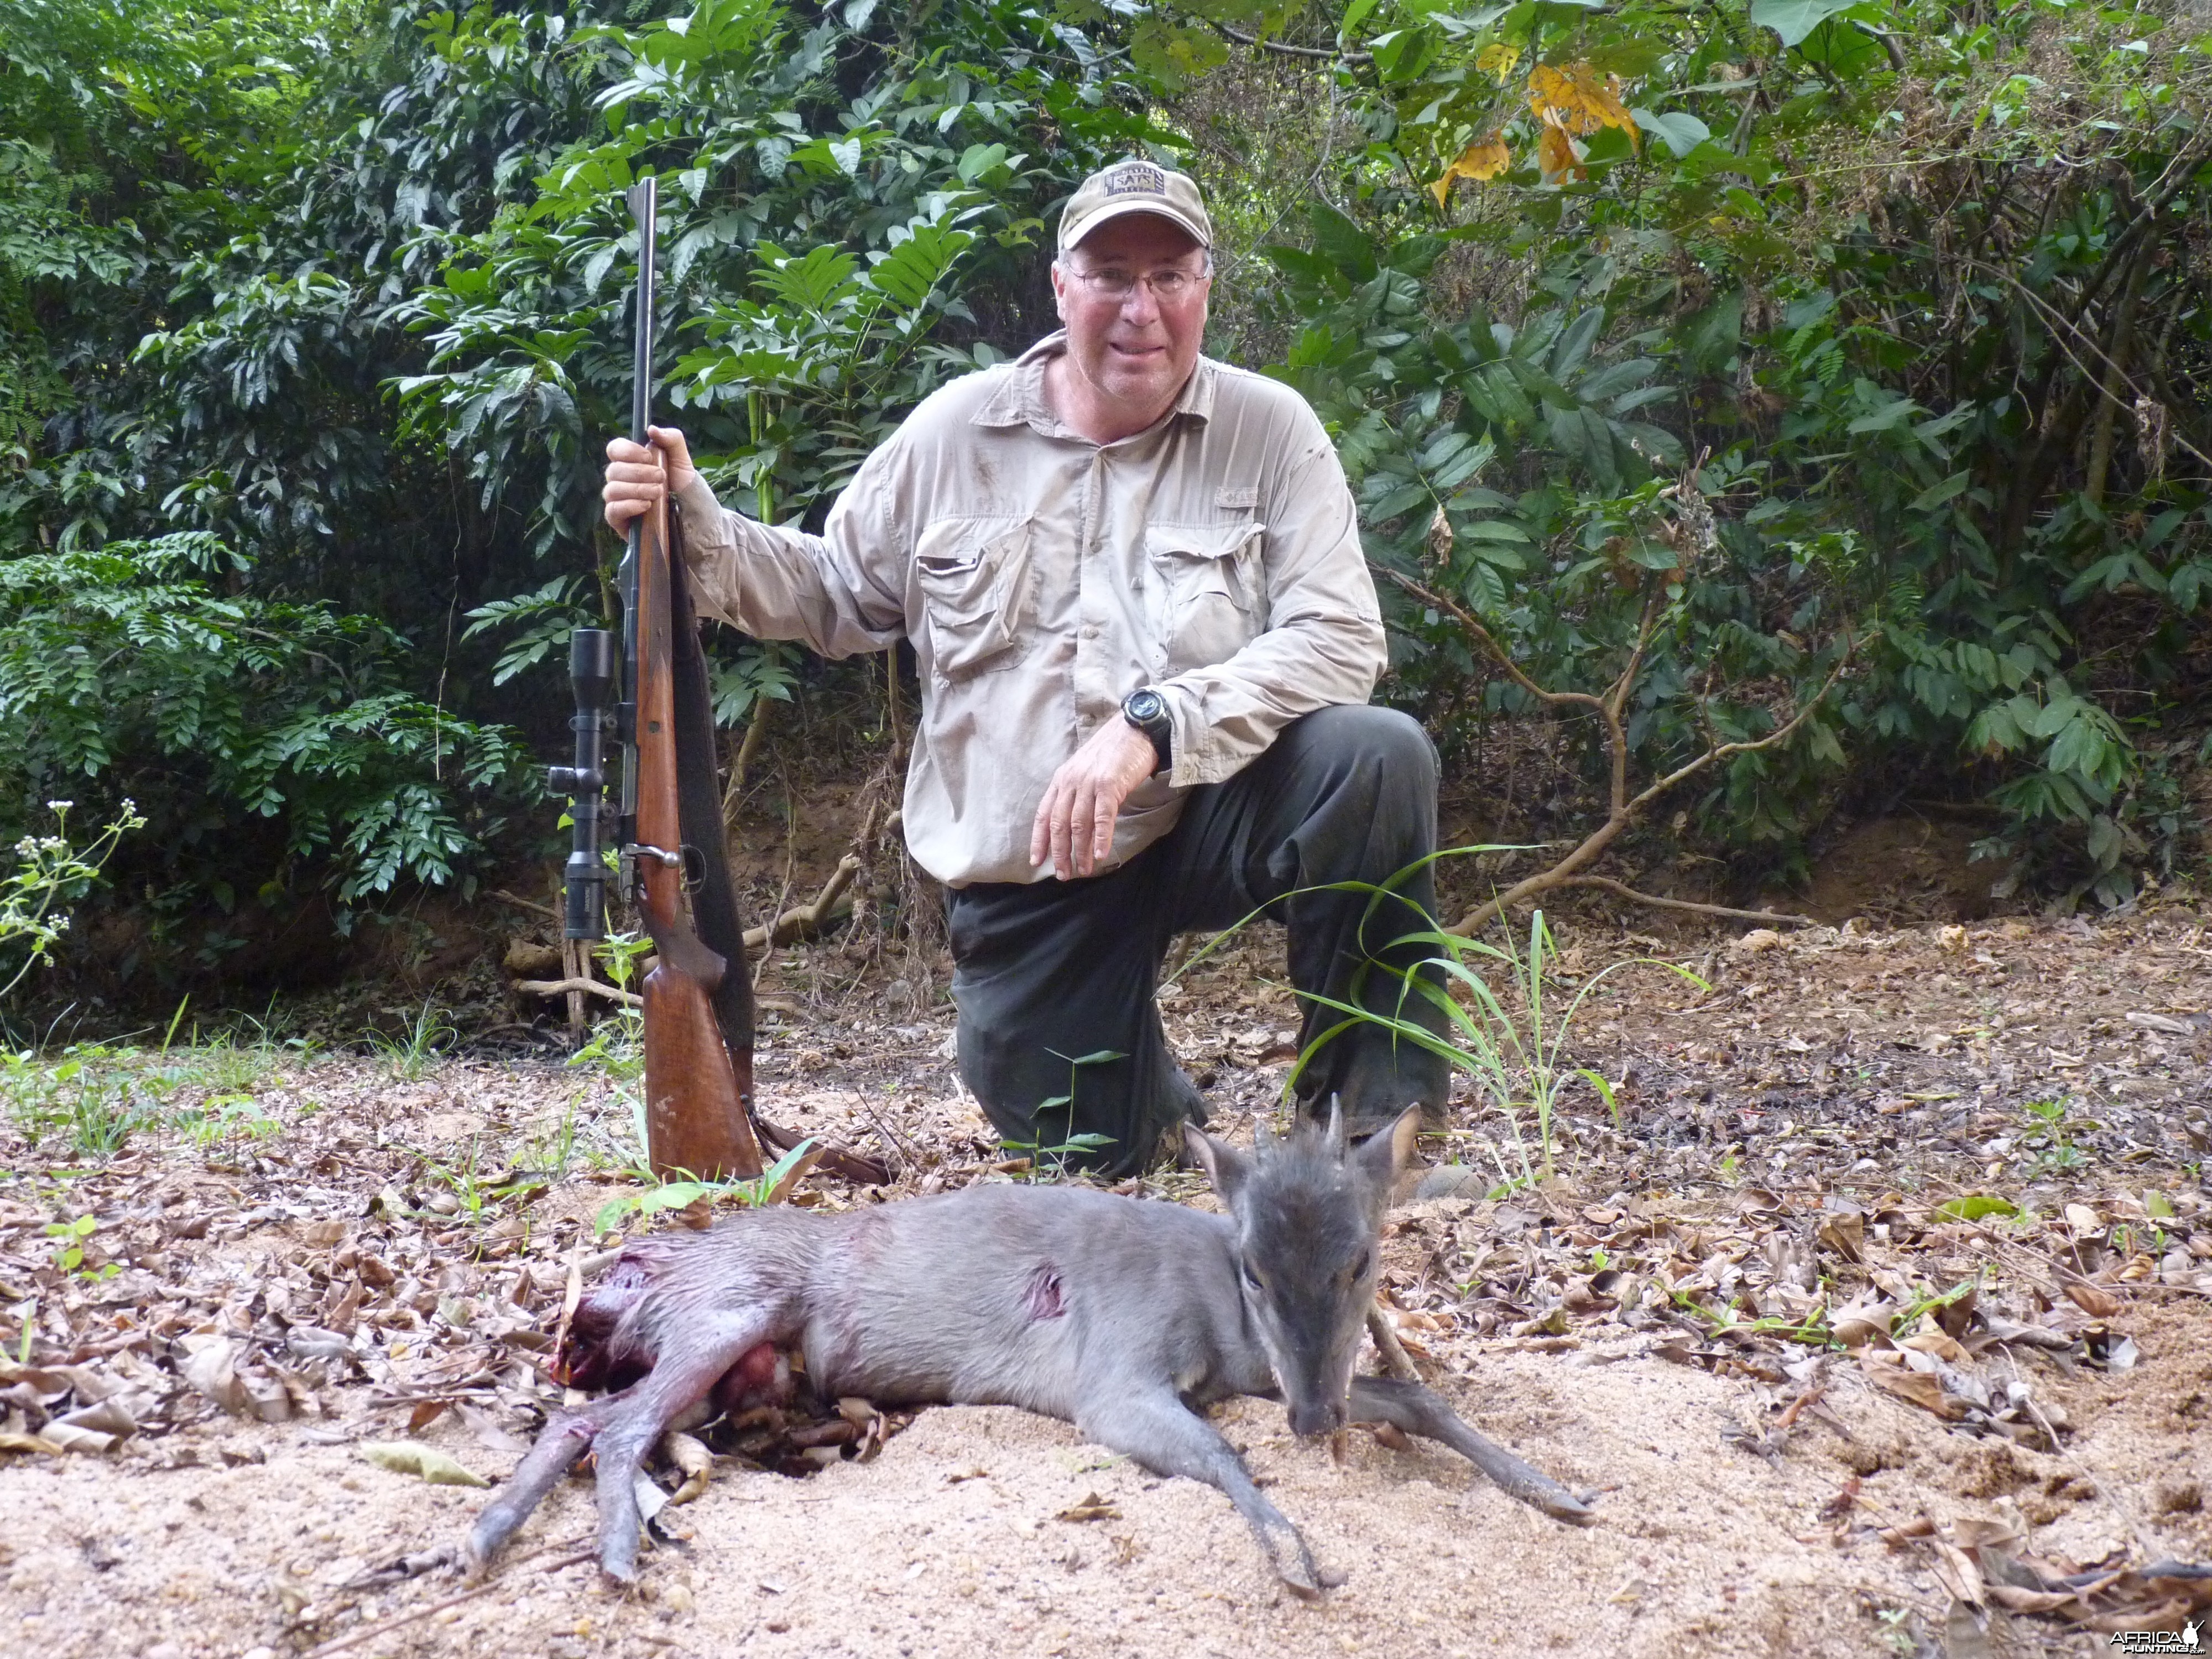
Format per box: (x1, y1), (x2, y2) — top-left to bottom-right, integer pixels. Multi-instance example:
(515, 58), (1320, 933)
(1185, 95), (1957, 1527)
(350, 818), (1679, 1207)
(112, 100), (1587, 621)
(1050, 214), (1211, 425)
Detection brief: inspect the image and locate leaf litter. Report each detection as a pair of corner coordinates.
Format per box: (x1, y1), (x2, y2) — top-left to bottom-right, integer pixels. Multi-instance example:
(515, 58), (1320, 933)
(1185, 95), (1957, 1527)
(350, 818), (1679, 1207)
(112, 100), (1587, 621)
(0, 902), (2206, 1656)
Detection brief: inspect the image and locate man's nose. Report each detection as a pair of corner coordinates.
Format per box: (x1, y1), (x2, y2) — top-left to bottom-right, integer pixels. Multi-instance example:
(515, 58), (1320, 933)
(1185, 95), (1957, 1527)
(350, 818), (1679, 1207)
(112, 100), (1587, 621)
(1117, 282), (1163, 326)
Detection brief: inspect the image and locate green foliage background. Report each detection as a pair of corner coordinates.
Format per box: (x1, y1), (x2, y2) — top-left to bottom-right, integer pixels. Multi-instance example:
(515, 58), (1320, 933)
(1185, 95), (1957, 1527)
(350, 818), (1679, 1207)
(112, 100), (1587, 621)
(1, 0), (2207, 990)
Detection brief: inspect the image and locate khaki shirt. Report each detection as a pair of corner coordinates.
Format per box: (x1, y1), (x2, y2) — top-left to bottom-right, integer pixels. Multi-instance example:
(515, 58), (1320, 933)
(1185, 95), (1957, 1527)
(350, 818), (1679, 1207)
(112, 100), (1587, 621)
(675, 332), (1385, 887)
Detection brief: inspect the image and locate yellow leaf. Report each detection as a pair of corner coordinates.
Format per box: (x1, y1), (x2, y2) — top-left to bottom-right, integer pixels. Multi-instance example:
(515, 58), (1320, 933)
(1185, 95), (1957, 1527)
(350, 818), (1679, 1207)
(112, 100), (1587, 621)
(1475, 43), (1521, 84)
(361, 1440), (491, 1488)
(1527, 61), (1640, 150)
(1427, 133), (1513, 206)
(1536, 123), (1585, 185)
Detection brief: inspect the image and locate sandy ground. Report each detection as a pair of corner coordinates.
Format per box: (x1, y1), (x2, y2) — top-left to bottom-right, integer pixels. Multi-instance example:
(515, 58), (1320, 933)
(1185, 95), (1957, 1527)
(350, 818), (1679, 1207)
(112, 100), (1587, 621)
(4, 906), (2210, 1658)
(10, 1297), (2207, 1659)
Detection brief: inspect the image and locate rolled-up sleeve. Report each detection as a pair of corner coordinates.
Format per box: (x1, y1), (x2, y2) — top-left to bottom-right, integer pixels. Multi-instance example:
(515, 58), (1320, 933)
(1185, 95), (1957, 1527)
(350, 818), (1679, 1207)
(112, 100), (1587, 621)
(1158, 436), (1386, 788)
(674, 459), (906, 659)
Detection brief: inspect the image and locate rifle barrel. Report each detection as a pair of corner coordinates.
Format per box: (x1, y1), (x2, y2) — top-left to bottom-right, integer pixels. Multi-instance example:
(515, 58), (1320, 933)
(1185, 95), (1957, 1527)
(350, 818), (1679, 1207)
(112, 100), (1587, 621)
(616, 177), (659, 862)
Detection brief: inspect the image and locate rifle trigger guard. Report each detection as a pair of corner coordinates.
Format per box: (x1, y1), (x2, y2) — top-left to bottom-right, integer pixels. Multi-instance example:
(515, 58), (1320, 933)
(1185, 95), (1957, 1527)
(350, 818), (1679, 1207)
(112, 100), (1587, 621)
(628, 843), (684, 868)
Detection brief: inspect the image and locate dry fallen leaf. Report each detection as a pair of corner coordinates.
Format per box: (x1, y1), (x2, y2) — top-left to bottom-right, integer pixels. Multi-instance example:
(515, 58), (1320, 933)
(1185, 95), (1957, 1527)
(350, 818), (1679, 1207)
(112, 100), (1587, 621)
(360, 1440), (491, 1488)
(1900, 1328), (1970, 1365)
(1815, 1208), (1865, 1264)
(1931, 1540), (1987, 1606)
(1860, 1353), (1968, 1419)
(2062, 1279), (2122, 1318)
(180, 1340), (250, 1416)
(1055, 1491), (1120, 1522)
(662, 1431), (714, 1505)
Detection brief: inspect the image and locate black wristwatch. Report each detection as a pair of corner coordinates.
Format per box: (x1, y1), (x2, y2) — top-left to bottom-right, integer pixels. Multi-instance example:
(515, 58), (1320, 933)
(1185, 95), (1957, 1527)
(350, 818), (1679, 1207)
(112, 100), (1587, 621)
(1121, 687), (1173, 774)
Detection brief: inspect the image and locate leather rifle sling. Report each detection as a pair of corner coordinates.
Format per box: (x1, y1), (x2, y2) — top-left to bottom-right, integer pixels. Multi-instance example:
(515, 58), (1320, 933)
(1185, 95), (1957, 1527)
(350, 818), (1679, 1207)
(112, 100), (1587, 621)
(665, 516), (891, 1187)
(665, 514), (758, 1077)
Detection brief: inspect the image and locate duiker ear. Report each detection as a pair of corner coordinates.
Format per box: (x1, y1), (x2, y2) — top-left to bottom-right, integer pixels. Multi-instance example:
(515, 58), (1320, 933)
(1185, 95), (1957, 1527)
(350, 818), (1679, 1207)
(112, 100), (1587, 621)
(1185, 1125), (1254, 1203)
(1352, 1106), (1425, 1191)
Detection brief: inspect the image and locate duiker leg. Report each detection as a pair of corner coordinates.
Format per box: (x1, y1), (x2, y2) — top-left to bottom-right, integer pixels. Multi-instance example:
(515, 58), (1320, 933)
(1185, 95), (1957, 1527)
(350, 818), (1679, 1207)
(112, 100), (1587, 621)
(588, 1316), (782, 1582)
(468, 1387), (637, 1575)
(1348, 1374), (1593, 1524)
(1079, 1389), (1339, 1599)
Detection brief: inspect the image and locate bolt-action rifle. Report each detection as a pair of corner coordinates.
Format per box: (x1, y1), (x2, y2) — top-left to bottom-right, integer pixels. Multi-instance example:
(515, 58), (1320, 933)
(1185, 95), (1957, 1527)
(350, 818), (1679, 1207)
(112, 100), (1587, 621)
(550, 176), (764, 1182)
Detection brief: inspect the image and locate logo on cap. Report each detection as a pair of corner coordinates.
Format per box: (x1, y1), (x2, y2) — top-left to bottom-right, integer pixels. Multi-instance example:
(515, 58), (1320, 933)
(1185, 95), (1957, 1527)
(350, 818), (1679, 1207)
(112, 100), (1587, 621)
(1103, 163), (1167, 197)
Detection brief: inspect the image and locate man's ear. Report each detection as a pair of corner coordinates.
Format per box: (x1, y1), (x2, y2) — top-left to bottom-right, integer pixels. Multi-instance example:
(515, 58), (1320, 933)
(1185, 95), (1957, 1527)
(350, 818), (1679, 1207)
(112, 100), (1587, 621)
(1352, 1106), (1425, 1192)
(1185, 1124), (1253, 1204)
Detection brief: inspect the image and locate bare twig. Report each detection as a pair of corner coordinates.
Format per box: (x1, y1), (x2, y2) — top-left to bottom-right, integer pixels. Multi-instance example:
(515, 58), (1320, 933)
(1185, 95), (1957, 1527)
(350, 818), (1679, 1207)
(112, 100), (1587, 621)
(1382, 566), (1853, 936)
(1365, 1302), (1424, 1383)
(747, 855), (862, 953)
(1550, 875), (1817, 929)
(721, 694), (774, 832)
(559, 936), (587, 1040)
(302, 1547), (595, 1658)
(1975, 257), (2212, 473)
(489, 890), (561, 922)
(1209, 18), (1373, 65)
(514, 975), (641, 1009)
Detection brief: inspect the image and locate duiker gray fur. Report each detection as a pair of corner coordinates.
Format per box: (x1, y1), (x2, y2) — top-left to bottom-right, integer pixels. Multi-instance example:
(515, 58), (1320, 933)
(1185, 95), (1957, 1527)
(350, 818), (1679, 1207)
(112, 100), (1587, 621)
(469, 1107), (1591, 1595)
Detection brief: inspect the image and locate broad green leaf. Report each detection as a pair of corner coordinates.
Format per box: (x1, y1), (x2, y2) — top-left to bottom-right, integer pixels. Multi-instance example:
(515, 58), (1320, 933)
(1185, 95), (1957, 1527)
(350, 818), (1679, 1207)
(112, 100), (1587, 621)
(1458, 519), (1530, 544)
(1938, 1195), (2019, 1222)
(1910, 472), (1971, 512)
(1310, 202), (1379, 285)
(1632, 108), (1712, 158)
(1749, 0), (1860, 47)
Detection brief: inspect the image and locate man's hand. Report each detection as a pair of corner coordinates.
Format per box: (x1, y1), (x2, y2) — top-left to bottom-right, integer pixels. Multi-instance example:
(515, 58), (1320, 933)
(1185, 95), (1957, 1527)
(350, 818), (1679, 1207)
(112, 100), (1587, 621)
(1029, 718), (1163, 881)
(602, 425), (698, 534)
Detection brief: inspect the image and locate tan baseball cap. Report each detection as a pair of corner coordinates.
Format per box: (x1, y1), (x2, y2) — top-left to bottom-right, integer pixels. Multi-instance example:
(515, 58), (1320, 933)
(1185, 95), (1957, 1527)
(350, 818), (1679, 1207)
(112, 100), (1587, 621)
(1057, 158), (1213, 253)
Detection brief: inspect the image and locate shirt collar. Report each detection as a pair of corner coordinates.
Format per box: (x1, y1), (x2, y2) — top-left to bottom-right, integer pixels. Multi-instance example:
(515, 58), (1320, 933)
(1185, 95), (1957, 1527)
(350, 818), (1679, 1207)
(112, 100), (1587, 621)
(973, 331), (1215, 435)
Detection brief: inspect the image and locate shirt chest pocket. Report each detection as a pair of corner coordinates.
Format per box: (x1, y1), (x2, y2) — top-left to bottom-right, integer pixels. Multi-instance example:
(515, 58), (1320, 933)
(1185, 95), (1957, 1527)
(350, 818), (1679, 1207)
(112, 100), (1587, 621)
(915, 518), (1031, 681)
(1145, 520), (1266, 671)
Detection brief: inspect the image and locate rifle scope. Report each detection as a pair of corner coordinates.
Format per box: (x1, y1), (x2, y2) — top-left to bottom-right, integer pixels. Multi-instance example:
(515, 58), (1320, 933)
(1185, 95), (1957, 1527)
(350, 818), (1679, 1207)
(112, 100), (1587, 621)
(549, 626), (618, 940)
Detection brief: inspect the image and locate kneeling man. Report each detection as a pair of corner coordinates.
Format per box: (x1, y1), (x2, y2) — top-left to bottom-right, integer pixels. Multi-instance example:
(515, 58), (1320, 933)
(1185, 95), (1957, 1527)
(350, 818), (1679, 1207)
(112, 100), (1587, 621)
(603, 159), (1446, 1173)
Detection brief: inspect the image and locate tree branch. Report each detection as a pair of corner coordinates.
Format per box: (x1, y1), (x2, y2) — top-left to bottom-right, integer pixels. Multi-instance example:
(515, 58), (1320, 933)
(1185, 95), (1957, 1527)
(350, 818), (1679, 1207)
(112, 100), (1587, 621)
(1208, 18), (1373, 65)
(1381, 562), (1853, 938)
(748, 854), (861, 951)
(489, 889), (561, 922)
(513, 975), (641, 1008)
(1550, 875), (1816, 928)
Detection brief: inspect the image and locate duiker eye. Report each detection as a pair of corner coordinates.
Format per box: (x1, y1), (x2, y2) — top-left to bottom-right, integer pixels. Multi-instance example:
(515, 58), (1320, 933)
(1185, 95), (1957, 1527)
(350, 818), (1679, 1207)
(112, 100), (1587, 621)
(1240, 1261), (1263, 1291)
(1352, 1250), (1373, 1279)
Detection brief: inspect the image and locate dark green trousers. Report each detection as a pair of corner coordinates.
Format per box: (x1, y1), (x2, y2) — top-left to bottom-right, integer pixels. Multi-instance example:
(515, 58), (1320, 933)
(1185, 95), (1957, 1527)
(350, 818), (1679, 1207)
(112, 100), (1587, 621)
(945, 705), (1449, 1176)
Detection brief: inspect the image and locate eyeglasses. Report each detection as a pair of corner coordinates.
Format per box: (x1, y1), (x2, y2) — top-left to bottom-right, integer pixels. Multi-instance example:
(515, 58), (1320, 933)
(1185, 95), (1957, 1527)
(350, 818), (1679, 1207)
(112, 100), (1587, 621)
(1063, 266), (1209, 302)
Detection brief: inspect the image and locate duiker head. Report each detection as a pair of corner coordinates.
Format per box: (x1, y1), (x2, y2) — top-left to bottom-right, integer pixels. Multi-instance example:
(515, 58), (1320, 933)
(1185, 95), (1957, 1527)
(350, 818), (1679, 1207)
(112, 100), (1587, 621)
(1189, 1104), (1421, 1437)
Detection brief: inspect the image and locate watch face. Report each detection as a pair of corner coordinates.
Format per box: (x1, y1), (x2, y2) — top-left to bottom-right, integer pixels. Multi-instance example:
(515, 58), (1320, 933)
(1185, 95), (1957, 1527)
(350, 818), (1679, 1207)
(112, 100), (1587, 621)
(1126, 690), (1165, 722)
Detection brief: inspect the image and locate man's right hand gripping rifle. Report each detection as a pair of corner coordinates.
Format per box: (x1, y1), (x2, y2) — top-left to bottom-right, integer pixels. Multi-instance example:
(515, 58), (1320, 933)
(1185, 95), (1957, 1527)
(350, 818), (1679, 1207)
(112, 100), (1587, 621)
(598, 159), (1452, 1178)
